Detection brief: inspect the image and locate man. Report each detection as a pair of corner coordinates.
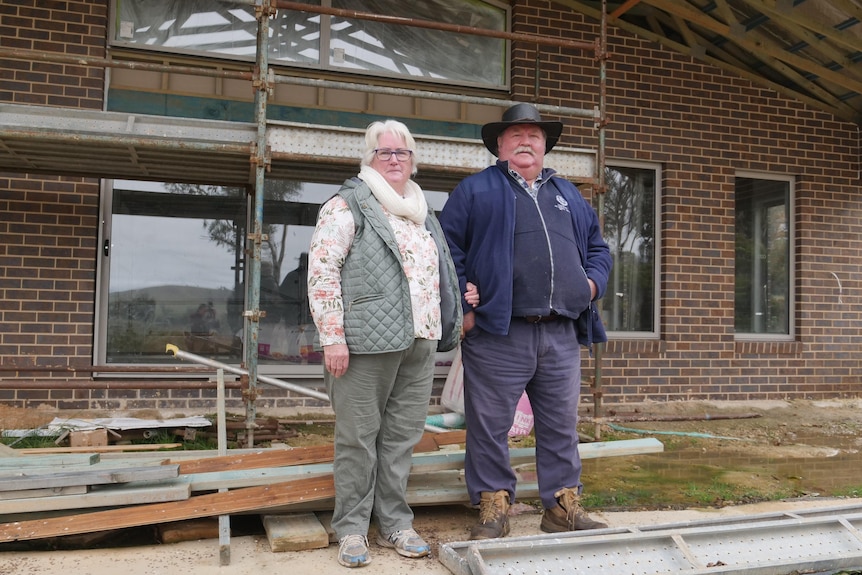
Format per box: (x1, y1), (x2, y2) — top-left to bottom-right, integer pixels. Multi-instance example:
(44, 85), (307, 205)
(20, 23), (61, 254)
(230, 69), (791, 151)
(439, 102), (612, 539)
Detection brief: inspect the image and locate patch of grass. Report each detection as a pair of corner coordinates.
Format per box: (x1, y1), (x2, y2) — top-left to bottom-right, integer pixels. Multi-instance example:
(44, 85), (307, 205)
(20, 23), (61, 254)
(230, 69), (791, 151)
(581, 488), (655, 509)
(135, 429), (218, 450)
(684, 479), (739, 505)
(1, 434), (62, 449)
(831, 485), (862, 498)
(682, 478), (792, 506)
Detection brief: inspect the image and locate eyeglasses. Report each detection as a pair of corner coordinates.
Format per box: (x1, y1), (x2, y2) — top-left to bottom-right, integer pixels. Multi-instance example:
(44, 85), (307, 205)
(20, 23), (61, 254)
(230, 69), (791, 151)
(373, 148), (413, 162)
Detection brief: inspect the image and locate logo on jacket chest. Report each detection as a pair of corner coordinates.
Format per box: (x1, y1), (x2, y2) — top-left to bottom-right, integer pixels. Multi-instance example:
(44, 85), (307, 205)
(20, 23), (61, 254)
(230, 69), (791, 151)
(555, 194), (571, 213)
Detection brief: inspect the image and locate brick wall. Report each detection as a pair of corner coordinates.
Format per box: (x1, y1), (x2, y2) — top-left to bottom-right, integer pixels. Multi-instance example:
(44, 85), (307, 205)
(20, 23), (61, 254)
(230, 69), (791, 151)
(0, 0), (106, 106)
(512, 1), (861, 407)
(0, 0), (860, 416)
(0, 0), (104, 403)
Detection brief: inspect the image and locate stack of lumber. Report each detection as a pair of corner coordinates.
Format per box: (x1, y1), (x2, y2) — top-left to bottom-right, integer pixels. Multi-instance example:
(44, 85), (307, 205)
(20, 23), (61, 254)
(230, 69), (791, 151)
(0, 452), (185, 515)
(0, 432), (663, 546)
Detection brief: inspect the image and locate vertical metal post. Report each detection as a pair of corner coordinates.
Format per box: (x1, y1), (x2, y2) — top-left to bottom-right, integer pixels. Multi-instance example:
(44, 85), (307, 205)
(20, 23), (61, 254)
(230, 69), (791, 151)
(216, 368), (231, 565)
(591, 0), (610, 439)
(243, 0), (274, 448)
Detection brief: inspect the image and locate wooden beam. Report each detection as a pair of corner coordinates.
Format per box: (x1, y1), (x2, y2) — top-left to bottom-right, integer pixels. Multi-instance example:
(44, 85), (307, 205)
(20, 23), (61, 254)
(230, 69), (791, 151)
(15, 444), (182, 454)
(0, 482), (191, 515)
(0, 476), (335, 542)
(0, 453), (99, 469)
(0, 485), (88, 501)
(0, 444), (18, 457)
(0, 464), (179, 492)
(173, 429), (466, 475)
(181, 438), (664, 492)
(174, 445), (334, 475)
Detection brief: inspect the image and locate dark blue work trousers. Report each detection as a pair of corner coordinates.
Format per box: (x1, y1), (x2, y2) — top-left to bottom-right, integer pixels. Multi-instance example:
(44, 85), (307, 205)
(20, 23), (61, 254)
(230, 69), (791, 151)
(461, 316), (583, 509)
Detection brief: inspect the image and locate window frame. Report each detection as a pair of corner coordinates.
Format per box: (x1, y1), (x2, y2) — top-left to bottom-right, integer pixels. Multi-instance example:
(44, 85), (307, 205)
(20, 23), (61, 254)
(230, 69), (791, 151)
(93, 174), (457, 378)
(602, 159), (661, 340)
(107, 0), (511, 91)
(734, 171), (795, 342)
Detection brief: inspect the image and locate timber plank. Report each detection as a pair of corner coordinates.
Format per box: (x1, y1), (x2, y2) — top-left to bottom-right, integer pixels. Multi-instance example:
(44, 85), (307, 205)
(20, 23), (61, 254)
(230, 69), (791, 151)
(0, 464), (179, 492)
(175, 445), (334, 475)
(0, 453), (99, 469)
(266, 440), (662, 513)
(16, 444), (182, 454)
(173, 430), (468, 475)
(0, 485), (88, 501)
(0, 444), (18, 457)
(262, 513), (329, 552)
(0, 475), (335, 542)
(180, 438), (663, 492)
(0, 458), (171, 479)
(0, 482), (191, 515)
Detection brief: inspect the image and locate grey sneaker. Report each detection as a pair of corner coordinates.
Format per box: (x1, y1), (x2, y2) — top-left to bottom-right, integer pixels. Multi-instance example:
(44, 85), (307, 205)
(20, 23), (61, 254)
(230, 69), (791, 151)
(337, 534), (371, 568)
(376, 528), (430, 558)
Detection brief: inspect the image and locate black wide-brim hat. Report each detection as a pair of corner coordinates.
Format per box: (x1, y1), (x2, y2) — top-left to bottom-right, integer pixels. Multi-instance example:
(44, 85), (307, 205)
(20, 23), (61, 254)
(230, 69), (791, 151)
(481, 102), (563, 156)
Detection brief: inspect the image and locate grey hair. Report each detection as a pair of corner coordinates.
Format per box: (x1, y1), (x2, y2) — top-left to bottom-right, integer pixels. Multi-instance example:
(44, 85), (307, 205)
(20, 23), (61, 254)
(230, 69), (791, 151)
(361, 119), (419, 176)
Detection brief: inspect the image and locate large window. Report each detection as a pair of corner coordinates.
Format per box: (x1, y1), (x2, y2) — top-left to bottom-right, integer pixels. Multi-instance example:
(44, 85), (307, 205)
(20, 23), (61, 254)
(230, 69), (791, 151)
(97, 178), (450, 372)
(602, 163), (659, 336)
(100, 179), (329, 368)
(734, 174), (793, 337)
(112, 0), (509, 89)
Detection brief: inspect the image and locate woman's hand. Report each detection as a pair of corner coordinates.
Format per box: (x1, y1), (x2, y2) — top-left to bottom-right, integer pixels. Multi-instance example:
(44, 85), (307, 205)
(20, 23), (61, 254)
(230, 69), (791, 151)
(323, 343), (349, 377)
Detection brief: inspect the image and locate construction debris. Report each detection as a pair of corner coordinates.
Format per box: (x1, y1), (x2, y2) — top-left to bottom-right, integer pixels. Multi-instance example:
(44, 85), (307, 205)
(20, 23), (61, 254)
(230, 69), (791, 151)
(0, 434), (663, 552)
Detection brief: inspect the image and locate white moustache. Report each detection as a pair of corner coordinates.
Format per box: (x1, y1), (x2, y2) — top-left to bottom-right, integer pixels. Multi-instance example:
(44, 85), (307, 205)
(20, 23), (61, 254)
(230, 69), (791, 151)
(514, 146), (535, 155)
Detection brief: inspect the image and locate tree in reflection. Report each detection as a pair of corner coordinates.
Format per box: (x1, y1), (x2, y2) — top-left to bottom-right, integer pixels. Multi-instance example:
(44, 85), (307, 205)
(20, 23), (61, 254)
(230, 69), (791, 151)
(164, 180), (302, 283)
(602, 167), (655, 332)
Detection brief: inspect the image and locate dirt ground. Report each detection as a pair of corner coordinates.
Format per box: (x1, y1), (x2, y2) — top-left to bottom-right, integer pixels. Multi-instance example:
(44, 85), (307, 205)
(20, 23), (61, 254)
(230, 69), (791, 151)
(2, 398), (862, 574)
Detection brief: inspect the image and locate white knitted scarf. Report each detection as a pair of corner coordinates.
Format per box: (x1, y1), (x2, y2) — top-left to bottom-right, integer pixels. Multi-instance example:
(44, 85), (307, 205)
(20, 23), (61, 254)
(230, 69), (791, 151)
(358, 165), (427, 225)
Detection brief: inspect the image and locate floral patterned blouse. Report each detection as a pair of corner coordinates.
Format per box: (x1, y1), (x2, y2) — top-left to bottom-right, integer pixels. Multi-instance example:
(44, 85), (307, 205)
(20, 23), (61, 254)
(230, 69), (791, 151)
(307, 195), (441, 347)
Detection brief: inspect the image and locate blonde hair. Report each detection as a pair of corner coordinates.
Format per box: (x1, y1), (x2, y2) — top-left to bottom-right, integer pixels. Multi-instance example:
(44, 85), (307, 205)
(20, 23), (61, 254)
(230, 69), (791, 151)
(361, 119), (419, 176)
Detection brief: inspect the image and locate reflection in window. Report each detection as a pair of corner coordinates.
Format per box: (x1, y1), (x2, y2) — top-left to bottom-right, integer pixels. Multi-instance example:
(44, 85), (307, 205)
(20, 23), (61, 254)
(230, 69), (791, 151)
(114, 0), (321, 62)
(105, 179), (337, 365)
(735, 177), (791, 335)
(601, 166), (657, 334)
(112, 0), (509, 88)
(104, 178), (454, 367)
(328, 0), (506, 86)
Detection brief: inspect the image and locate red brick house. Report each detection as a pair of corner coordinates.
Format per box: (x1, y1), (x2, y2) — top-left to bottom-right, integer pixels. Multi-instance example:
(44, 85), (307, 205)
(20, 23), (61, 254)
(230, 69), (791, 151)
(1, 1), (859, 419)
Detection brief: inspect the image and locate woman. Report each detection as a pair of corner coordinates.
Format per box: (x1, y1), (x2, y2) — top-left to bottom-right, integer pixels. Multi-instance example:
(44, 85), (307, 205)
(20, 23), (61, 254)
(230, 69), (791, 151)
(307, 120), (462, 568)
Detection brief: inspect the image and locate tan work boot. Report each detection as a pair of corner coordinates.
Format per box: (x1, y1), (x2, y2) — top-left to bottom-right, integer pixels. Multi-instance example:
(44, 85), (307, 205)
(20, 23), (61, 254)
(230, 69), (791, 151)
(540, 487), (607, 533)
(470, 490), (511, 540)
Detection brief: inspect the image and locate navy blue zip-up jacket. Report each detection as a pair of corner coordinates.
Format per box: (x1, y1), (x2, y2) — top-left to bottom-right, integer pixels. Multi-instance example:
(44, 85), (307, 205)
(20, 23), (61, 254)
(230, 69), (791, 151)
(439, 162), (612, 347)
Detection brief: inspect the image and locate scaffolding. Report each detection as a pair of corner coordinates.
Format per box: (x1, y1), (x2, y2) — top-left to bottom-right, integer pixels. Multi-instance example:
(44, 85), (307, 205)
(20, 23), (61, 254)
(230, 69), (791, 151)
(0, 0), (612, 443)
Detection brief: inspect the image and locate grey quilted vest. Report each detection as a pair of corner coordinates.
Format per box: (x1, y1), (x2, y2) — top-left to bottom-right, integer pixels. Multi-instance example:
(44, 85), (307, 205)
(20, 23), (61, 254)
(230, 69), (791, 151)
(337, 178), (462, 354)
